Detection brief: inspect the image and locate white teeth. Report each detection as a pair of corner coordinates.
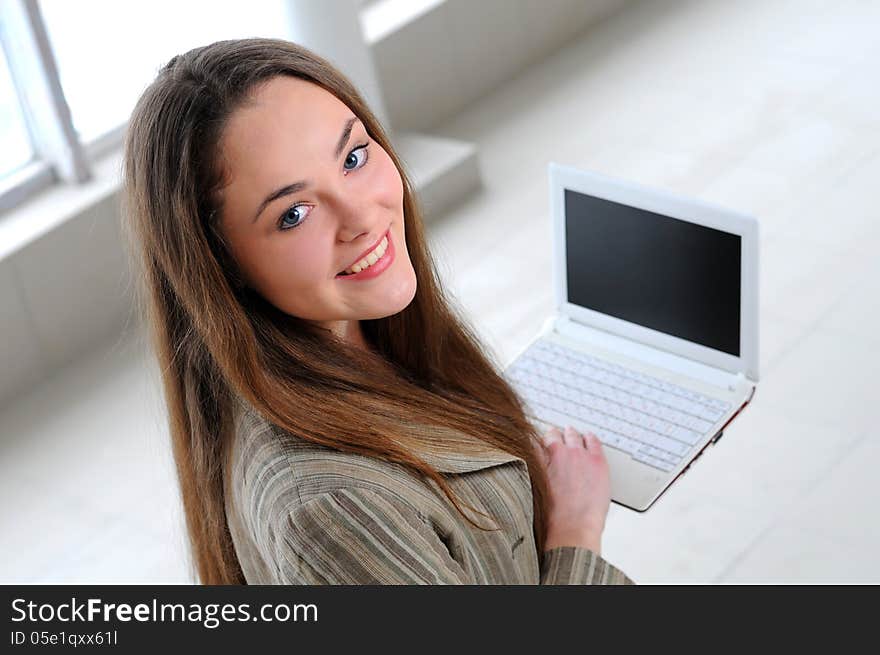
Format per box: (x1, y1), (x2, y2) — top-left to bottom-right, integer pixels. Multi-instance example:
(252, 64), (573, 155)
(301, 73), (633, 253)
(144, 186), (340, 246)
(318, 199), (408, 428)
(345, 235), (388, 275)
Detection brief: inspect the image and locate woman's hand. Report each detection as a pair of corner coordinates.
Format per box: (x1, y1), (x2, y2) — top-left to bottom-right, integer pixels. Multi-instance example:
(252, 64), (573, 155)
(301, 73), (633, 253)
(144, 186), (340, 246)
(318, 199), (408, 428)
(533, 425), (611, 555)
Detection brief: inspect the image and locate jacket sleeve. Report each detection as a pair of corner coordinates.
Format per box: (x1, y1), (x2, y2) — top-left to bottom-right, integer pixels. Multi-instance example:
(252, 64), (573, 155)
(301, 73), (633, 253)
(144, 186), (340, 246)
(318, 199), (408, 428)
(268, 485), (635, 585)
(270, 486), (474, 584)
(540, 547), (635, 585)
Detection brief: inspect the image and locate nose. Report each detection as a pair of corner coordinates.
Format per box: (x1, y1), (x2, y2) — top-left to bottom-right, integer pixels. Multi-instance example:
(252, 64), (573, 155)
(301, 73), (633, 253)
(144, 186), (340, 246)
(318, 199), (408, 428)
(326, 187), (380, 243)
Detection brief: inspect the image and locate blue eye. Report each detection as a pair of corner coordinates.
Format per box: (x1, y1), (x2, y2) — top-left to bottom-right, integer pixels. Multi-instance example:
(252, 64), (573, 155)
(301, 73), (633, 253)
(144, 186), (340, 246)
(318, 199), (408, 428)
(278, 204), (311, 230)
(344, 143), (369, 172)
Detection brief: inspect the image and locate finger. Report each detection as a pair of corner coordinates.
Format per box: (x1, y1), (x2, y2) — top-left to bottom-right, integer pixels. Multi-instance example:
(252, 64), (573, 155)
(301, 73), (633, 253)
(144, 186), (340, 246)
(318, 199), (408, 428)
(563, 425), (581, 447)
(534, 428), (560, 467)
(543, 427), (564, 446)
(531, 435), (550, 467)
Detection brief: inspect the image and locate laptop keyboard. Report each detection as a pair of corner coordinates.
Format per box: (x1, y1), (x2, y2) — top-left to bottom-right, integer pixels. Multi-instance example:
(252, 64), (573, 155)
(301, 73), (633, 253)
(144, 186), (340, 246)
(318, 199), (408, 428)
(505, 339), (732, 473)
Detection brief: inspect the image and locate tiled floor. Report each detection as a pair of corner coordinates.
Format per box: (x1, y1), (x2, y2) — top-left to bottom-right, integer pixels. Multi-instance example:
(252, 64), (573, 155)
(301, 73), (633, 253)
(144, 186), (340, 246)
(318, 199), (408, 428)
(2, 0), (878, 583)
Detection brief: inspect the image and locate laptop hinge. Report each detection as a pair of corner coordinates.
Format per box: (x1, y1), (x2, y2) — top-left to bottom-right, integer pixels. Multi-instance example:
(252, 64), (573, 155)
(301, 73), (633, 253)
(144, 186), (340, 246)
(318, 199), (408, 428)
(551, 315), (743, 392)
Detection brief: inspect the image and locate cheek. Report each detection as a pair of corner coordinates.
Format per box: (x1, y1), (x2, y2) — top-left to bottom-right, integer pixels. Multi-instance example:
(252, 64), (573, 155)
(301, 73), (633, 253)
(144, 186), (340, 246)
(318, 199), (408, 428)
(249, 238), (325, 299)
(286, 243), (328, 290)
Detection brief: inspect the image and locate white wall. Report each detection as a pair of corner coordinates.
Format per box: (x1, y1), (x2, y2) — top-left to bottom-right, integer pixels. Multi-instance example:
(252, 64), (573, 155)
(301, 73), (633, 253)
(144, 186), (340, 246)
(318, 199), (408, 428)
(374, 0), (629, 131)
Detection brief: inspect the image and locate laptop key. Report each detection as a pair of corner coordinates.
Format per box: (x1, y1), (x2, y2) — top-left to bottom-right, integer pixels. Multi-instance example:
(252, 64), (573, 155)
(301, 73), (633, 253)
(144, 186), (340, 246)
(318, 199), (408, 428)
(671, 425), (702, 446)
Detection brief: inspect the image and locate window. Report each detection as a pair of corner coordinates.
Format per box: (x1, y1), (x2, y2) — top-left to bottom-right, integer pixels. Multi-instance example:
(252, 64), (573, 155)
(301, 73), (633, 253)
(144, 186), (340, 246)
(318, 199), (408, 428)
(0, 43), (34, 181)
(38, 0), (289, 144)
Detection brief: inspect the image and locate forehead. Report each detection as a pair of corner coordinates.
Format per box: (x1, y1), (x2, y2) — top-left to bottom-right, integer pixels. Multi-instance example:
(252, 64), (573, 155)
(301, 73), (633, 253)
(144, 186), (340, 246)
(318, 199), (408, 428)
(241, 75), (348, 126)
(220, 76), (354, 182)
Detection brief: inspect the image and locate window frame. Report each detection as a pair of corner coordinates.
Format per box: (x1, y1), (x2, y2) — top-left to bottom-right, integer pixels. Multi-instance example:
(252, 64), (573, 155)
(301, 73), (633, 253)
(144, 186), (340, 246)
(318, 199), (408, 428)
(0, 0), (91, 214)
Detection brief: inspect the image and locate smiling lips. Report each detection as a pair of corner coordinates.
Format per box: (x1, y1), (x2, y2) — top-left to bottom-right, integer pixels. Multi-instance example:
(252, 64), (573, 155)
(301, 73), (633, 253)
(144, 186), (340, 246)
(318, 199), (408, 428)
(341, 233), (388, 275)
(336, 229), (395, 281)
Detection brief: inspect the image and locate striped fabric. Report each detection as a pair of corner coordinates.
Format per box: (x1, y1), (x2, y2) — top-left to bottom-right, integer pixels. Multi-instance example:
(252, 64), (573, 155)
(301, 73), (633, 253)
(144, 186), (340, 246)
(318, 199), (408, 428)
(224, 395), (635, 585)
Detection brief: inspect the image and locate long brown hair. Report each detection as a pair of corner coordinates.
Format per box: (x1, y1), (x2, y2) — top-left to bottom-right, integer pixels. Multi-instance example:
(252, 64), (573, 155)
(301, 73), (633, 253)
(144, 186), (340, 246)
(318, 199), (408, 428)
(121, 37), (549, 584)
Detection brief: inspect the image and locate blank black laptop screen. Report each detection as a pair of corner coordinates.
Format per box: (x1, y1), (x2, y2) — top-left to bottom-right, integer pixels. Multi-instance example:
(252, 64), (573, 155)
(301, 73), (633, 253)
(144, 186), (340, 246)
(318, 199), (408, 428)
(564, 189), (741, 357)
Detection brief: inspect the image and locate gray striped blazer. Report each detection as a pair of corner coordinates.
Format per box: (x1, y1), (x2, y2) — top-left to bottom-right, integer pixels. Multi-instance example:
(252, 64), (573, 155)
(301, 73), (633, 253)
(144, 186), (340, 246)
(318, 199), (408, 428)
(224, 395), (635, 585)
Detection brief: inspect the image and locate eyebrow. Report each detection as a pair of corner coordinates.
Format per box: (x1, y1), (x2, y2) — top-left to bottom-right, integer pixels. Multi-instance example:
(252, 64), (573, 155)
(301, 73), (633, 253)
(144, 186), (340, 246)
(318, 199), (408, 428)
(251, 116), (360, 224)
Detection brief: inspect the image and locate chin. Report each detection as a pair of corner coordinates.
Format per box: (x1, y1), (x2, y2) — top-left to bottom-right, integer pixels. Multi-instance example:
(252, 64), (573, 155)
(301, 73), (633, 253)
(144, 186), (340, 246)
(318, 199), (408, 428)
(369, 271), (418, 320)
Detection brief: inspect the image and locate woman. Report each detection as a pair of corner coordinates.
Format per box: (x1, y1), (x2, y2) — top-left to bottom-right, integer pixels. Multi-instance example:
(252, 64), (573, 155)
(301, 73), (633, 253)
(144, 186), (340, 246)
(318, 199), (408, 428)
(122, 37), (634, 585)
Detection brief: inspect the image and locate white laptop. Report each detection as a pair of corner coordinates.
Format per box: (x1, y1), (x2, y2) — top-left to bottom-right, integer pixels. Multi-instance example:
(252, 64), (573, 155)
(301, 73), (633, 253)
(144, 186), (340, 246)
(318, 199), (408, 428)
(503, 163), (759, 512)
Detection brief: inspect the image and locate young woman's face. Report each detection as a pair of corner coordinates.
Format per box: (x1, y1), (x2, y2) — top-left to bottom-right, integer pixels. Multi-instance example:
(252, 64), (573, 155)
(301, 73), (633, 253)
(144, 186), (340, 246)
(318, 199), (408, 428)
(216, 76), (417, 341)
